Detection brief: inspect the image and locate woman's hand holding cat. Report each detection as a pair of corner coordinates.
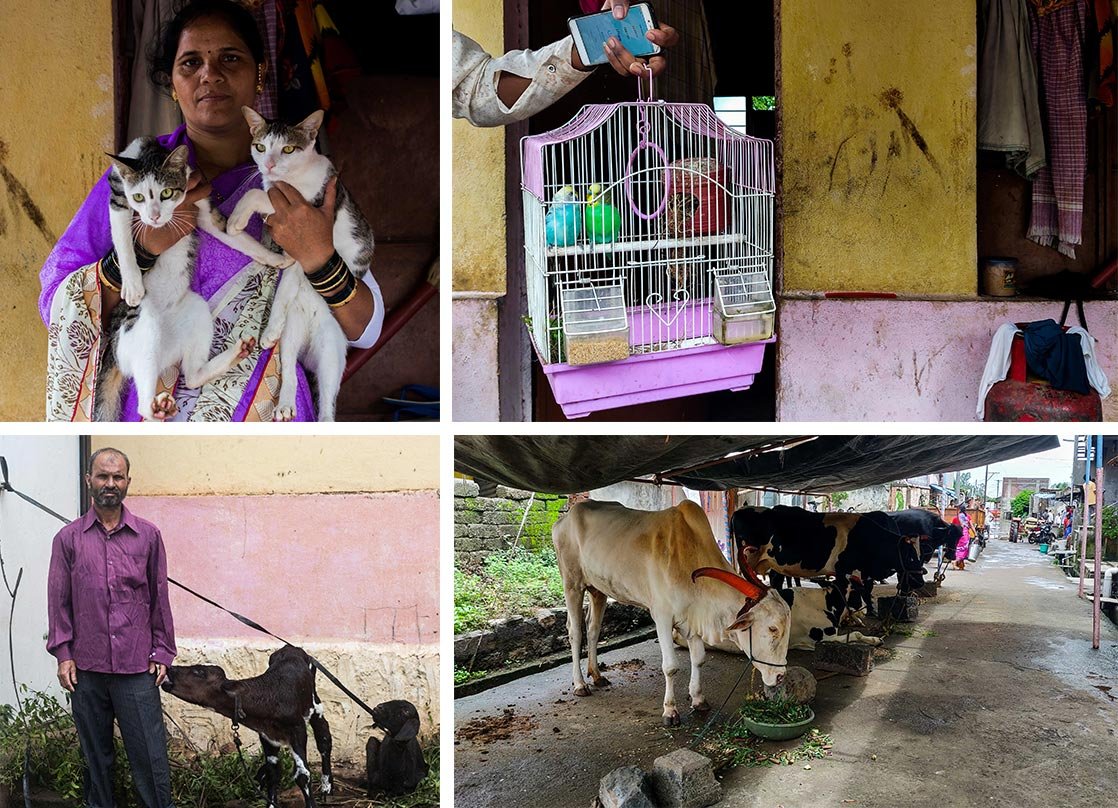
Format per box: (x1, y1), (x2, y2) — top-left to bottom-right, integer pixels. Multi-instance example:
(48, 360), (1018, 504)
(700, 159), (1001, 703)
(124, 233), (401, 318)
(264, 177), (337, 273)
(136, 175), (212, 256)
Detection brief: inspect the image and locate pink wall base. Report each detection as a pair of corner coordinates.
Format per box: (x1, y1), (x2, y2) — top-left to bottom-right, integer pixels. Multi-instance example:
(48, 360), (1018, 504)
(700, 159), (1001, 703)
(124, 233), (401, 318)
(777, 299), (1117, 421)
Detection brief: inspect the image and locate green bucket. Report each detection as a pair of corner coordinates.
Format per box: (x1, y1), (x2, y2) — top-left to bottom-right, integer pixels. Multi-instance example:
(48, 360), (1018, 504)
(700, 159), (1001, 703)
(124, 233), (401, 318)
(739, 707), (816, 741)
(1039, 543), (1049, 554)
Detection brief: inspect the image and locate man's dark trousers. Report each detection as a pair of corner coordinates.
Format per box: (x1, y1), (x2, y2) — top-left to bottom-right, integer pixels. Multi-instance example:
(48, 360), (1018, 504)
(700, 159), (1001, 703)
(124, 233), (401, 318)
(71, 670), (173, 808)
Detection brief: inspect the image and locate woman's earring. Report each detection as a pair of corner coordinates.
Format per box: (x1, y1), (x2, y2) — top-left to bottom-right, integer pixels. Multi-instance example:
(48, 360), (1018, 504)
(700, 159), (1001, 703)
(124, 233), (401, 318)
(256, 67), (265, 96)
(172, 89), (179, 103)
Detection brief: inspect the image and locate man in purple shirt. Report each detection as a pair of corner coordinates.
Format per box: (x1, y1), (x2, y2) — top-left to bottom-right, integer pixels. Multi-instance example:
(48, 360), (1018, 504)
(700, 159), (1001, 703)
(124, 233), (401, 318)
(46, 447), (176, 808)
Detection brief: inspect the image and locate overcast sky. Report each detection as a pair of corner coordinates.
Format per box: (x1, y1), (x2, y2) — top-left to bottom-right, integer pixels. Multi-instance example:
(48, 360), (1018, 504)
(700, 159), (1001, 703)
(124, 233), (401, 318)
(961, 440), (1075, 497)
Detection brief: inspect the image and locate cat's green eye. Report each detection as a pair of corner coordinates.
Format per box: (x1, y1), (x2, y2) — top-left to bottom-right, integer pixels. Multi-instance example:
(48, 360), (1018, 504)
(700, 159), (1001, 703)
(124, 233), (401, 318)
(282, 146), (296, 154)
(160, 188), (175, 200)
(132, 193), (144, 203)
(254, 143), (265, 153)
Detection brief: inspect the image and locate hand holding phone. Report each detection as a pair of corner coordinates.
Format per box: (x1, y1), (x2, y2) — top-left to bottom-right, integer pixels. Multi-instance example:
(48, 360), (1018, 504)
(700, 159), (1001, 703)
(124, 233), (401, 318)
(569, 2), (660, 68)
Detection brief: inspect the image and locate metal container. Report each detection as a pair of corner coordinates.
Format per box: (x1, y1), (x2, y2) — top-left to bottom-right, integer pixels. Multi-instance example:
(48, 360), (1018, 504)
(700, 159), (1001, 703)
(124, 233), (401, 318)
(968, 541), (980, 561)
(982, 257), (1017, 297)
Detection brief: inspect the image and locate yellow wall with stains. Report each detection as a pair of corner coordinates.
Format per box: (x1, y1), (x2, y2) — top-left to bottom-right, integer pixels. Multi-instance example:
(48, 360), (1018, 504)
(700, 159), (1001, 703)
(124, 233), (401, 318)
(452, 1), (508, 294)
(0, 1), (114, 420)
(91, 436), (440, 496)
(780, 0), (977, 295)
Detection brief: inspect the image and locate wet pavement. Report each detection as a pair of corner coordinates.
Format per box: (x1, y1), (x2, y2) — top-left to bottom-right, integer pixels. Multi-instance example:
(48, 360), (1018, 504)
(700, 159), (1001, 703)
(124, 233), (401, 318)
(453, 539), (1118, 807)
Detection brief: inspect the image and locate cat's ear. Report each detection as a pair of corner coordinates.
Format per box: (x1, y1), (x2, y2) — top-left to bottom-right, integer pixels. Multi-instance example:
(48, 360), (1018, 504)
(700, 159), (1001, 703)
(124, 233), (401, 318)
(106, 153), (141, 181)
(296, 109), (325, 142)
(242, 106), (267, 136)
(163, 145), (190, 172)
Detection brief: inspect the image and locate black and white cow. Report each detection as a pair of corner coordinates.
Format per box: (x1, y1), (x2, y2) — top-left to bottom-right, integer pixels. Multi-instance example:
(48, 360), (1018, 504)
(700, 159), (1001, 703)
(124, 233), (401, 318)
(887, 508), (963, 564)
(731, 505), (924, 619)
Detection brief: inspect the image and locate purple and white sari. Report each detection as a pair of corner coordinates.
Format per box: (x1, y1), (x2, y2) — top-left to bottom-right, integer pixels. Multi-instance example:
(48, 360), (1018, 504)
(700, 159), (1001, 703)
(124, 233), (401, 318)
(40, 126), (380, 421)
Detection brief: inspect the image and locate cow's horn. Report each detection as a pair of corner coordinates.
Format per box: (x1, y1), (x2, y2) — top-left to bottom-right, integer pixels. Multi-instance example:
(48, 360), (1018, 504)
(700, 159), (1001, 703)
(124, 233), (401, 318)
(692, 567), (767, 603)
(738, 559), (770, 592)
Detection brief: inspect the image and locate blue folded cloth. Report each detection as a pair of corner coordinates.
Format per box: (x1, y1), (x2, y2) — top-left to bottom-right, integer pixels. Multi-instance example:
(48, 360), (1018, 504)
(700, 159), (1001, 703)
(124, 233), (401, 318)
(1022, 319), (1090, 394)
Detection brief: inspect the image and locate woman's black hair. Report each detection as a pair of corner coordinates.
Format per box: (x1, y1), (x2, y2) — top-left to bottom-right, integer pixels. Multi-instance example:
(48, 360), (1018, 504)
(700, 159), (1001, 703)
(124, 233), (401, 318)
(149, 0), (265, 89)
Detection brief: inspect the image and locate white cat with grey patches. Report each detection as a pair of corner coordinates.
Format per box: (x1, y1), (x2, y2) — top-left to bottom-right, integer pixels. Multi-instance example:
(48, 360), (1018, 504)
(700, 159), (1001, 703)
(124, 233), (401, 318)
(97, 138), (256, 421)
(198, 106), (375, 422)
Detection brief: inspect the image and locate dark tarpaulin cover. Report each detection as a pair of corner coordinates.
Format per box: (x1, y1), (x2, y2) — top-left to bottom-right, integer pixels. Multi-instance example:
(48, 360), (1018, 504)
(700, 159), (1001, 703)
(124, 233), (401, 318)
(454, 435), (1060, 495)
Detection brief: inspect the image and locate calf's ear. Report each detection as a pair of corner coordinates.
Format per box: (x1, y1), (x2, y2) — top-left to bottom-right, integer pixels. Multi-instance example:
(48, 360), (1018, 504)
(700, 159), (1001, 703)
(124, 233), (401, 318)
(395, 717), (421, 742)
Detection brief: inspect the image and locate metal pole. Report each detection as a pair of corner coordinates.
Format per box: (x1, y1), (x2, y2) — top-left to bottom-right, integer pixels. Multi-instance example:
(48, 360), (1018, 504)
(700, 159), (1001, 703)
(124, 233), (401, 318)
(1092, 437), (1104, 650)
(1079, 438), (1091, 599)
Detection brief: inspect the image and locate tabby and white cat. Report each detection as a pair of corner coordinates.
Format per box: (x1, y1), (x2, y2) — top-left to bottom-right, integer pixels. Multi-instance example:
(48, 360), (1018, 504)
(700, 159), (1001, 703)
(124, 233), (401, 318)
(96, 138), (255, 421)
(199, 106), (375, 422)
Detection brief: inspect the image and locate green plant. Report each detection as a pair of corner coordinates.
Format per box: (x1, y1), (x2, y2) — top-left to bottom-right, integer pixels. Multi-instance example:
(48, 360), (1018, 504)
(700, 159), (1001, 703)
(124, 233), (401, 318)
(454, 547), (566, 634)
(737, 697), (812, 725)
(751, 96), (776, 111)
(454, 668), (489, 685)
(1011, 489), (1035, 519)
(830, 491), (849, 509)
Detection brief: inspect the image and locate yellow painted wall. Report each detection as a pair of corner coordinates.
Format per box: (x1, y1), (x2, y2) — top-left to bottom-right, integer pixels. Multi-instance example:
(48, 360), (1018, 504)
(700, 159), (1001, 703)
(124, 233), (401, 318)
(452, 1), (507, 294)
(90, 436), (439, 495)
(0, 1), (114, 420)
(780, 0), (976, 295)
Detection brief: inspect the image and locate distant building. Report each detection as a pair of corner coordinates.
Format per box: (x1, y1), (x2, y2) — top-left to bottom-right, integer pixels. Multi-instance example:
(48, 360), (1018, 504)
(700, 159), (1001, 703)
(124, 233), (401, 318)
(1001, 477), (1050, 506)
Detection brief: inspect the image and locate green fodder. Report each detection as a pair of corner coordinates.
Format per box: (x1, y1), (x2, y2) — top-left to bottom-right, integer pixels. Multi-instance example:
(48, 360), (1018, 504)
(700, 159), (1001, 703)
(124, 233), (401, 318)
(454, 547), (565, 634)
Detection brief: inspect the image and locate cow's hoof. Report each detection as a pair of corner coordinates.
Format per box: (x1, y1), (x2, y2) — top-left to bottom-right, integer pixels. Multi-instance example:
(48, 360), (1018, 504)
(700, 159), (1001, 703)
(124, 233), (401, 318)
(573, 685), (592, 697)
(592, 676), (611, 689)
(662, 711), (680, 727)
(692, 699), (711, 713)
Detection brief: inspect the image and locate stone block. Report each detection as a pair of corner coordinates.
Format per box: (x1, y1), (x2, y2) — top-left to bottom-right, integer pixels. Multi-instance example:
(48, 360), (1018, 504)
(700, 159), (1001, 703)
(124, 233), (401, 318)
(455, 509), (481, 525)
(913, 582), (938, 598)
(454, 478), (479, 497)
(599, 766), (657, 808)
(649, 748), (721, 807)
(764, 665), (816, 704)
(878, 594), (919, 622)
(464, 524), (503, 540)
(814, 640), (875, 676)
(496, 485), (534, 500)
(482, 509), (521, 525)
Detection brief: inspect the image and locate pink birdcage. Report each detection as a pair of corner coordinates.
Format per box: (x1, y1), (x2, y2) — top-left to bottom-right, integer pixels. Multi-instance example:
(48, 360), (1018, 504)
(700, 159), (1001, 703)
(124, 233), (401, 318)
(521, 86), (775, 419)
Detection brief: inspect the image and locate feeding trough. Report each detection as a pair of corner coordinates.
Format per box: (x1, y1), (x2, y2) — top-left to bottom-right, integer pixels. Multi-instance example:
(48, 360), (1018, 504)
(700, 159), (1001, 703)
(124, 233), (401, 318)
(737, 702), (816, 741)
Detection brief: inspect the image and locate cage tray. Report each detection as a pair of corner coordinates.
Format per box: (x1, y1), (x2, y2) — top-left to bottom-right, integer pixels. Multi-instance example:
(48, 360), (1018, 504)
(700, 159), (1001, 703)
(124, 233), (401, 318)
(538, 337), (774, 419)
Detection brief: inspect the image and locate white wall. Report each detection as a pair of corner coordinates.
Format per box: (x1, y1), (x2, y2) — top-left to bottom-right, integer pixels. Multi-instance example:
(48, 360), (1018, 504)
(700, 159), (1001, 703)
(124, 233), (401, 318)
(0, 436), (81, 708)
(591, 481), (677, 511)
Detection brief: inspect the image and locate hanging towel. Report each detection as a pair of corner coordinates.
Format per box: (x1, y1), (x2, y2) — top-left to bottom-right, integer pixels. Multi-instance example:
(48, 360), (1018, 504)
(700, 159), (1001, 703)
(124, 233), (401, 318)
(126, 0), (181, 142)
(976, 323), (1022, 418)
(978, 0), (1047, 177)
(1066, 325), (1112, 396)
(1027, 0), (1091, 259)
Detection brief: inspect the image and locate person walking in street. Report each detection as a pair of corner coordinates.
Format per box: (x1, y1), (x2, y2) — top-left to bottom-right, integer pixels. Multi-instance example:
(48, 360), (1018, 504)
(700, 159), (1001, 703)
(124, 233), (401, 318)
(953, 504), (973, 570)
(46, 447), (176, 808)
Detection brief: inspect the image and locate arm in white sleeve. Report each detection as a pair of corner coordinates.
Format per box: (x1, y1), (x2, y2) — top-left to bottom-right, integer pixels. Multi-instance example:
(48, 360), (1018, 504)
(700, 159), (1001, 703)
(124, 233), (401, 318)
(452, 30), (594, 127)
(347, 271), (386, 350)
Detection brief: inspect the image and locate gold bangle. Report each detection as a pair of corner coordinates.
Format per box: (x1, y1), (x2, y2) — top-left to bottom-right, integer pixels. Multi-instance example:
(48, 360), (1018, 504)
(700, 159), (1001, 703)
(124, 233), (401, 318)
(97, 259), (122, 292)
(327, 281), (359, 309)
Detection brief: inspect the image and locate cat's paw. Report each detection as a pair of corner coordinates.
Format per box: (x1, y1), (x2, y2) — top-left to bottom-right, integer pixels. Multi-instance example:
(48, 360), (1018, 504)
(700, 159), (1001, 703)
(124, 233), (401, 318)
(260, 327), (281, 350)
(120, 277), (145, 307)
(150, 392), (178, 421)
(259, 250), (295, 269)
(273, 405), (296, 422)
(235, 335), (257, 360)
(226, 209), (251, 235)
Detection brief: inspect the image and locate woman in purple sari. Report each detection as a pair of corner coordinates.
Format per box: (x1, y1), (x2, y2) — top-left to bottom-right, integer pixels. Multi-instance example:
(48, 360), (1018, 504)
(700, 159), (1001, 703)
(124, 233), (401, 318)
(40, 0), (383, 421)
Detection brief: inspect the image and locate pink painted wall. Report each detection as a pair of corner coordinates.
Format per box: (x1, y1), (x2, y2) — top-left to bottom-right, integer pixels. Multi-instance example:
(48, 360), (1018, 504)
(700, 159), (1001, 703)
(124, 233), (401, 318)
(127, 492), (439, 646)
(777, 299), (1118, 421)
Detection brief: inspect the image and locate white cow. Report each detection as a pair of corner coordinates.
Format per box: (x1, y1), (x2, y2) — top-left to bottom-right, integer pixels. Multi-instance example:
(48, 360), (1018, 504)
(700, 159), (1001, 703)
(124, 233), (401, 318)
(552, 499), (792, 726)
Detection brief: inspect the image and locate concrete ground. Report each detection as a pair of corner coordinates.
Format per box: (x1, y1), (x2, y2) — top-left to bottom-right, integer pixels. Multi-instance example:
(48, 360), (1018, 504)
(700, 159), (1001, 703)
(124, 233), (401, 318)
(453, 539), (1118, 808)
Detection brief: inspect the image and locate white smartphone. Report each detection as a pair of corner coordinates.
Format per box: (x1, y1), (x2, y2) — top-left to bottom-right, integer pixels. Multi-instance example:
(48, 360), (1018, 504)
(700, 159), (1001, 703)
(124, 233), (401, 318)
(568, 2), (661, 68)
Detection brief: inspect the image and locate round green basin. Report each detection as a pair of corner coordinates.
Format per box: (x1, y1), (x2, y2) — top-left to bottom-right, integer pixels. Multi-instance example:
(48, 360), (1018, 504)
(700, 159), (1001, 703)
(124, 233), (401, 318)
(739, 707), (815, 741)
